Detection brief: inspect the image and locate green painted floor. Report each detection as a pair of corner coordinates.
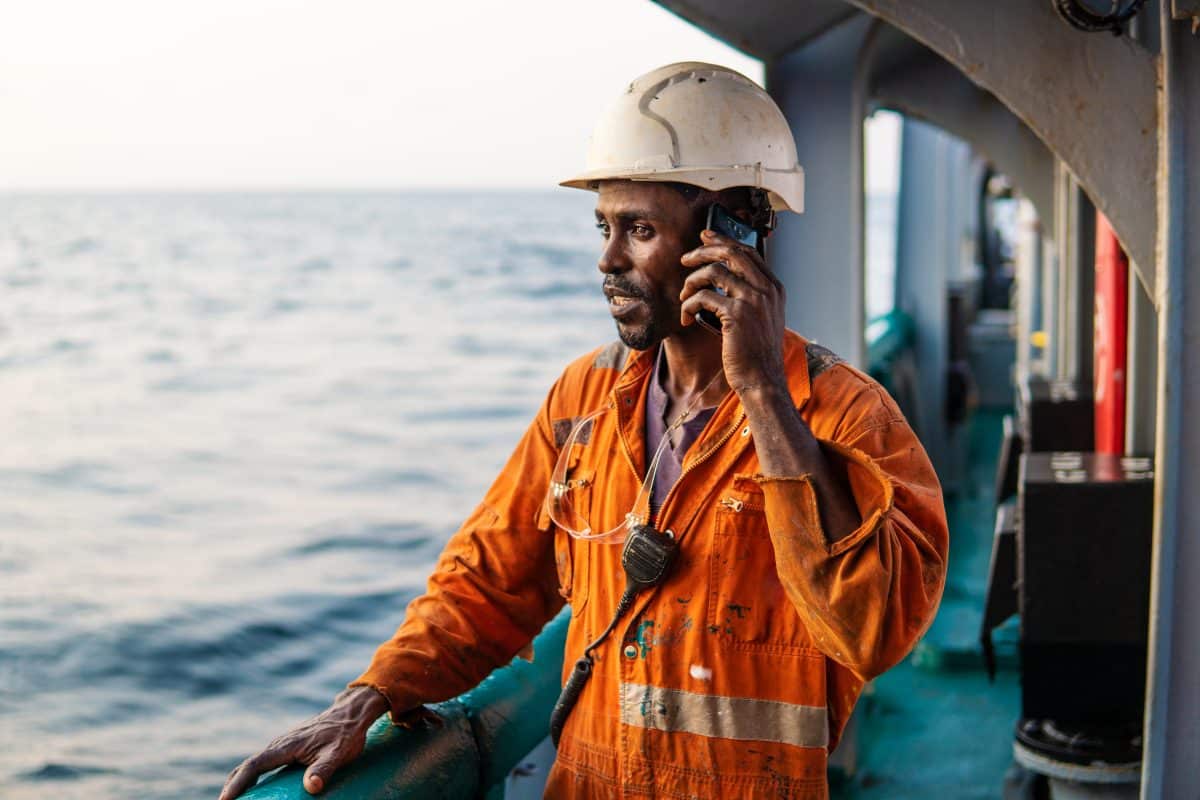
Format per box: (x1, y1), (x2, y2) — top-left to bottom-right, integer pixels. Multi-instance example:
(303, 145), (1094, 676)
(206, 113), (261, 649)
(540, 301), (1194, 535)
(835, 409), (1021, 799)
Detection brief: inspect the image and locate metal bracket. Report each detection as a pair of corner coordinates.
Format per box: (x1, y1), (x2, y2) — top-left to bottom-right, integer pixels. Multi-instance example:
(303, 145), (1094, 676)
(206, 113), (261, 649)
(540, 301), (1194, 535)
(1173, 0), (1200, 17)
(1173, 0), (1200, 33)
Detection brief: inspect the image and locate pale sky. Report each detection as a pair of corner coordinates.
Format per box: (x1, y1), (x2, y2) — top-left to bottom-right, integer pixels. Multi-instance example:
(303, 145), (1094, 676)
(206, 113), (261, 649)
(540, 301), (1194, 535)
(1, 1), (900, 193)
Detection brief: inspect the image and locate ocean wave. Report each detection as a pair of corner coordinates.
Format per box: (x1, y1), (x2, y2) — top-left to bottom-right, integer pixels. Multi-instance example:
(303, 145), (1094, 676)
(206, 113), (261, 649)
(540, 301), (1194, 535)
(0, 461), (152, 496)
(330, 468), (447, 492)
(17, 763), (117, 782)
(288, 520), (435, 557)
(29, 590), (414, 703)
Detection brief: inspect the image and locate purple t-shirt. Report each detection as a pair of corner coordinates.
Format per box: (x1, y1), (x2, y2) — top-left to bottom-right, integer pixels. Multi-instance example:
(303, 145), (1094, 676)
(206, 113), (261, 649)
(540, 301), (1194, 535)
(645, 347), (717, 516)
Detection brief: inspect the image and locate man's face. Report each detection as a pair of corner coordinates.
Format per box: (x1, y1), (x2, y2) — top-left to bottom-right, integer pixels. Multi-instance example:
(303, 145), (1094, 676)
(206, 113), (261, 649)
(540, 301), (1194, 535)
(594, 181), (702, 350)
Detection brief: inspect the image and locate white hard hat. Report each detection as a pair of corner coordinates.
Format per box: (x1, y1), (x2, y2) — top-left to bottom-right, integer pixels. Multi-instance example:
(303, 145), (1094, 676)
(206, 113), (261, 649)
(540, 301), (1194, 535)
(560, 62), (805, 214)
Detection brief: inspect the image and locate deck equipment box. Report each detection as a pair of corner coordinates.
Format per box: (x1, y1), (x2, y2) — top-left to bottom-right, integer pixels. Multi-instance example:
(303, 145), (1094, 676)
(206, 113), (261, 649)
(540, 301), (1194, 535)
(1017, 452), (1153, 723)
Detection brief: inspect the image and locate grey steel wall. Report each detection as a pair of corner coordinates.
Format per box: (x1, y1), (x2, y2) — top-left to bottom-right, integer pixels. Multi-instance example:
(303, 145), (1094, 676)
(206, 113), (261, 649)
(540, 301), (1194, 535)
(765, 16), (873, 367)
(894, 117), (975, 485)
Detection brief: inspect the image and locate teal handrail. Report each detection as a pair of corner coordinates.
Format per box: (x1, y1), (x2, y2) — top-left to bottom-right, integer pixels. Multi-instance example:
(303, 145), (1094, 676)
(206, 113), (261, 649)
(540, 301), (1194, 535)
(242, 607), (570, 799)
(865, 310), (916, 397)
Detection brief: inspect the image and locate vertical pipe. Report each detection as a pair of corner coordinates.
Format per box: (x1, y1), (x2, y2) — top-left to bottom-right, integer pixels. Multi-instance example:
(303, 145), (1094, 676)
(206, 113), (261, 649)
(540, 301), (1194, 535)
(1142, 5), (1200, 796)
(1055, 161), (1075, 381)
(850, 19), (884, 365)
(1038, 231), (1056, 377)
(1093, 212), (1128, 455)
(1125, 267), (1157, 456)
(1056, 170), (1100, 385)
(1014, 198), (1040, 384)
(1074, 186), (1096, 388)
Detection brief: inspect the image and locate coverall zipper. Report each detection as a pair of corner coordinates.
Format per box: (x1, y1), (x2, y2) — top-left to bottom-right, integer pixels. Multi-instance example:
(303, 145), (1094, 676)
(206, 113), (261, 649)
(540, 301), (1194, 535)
(652, 411), (746, 530)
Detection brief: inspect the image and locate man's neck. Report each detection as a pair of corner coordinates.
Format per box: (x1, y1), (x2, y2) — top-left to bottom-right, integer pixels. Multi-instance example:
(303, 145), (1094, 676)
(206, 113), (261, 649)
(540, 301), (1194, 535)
(659, 326), (729, 410)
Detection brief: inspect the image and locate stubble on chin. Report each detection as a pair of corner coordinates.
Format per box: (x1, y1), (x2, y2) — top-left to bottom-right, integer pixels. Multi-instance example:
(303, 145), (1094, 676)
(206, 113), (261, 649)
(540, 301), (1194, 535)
(616, 316), (668, 351)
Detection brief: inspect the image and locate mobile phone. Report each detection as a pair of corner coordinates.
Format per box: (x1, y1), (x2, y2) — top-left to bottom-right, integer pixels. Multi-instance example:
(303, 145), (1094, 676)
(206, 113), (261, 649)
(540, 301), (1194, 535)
(696, 203), (759, 335)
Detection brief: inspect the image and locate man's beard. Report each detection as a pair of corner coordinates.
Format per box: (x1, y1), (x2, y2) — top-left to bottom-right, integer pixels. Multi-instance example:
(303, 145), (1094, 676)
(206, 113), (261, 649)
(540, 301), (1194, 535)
(605, 276), (670, 351)
(617, 315), (666, 351)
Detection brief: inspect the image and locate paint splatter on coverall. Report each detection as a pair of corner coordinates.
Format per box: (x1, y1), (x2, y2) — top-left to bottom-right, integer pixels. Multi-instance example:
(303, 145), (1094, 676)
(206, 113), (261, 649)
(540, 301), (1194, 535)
(352, 330), (948, 799)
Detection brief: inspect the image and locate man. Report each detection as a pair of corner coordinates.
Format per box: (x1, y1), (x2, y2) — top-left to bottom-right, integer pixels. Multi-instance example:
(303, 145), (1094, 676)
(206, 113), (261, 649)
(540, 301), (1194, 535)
(222, 62), (946, 800)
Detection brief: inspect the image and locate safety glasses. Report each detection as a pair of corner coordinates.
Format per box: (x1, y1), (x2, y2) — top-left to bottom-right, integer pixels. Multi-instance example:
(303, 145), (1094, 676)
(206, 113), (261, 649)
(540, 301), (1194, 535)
(543, 407), (677, 545)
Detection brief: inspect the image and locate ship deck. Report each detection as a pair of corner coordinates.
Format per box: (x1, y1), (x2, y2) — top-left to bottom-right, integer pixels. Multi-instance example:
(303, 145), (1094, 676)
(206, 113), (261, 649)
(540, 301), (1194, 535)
(835, 408), (1020, 799)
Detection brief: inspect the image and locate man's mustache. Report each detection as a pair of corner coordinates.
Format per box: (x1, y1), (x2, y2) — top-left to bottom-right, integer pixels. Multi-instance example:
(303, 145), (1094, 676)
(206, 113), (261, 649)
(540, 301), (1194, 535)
(602, 277), (649, 301)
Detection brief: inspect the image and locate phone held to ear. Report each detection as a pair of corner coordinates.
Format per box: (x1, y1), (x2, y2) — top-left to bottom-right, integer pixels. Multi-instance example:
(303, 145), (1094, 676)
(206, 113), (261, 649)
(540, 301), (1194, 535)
(696, 203), (759, 335)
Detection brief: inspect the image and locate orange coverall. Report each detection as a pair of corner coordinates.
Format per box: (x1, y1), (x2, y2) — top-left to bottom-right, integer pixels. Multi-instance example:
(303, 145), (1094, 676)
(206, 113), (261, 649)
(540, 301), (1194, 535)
(352, 331), (948, 799)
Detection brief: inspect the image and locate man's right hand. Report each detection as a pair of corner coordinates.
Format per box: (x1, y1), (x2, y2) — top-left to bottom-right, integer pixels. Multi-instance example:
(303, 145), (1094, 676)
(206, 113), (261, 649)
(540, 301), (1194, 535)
(218, 685), (390, 800)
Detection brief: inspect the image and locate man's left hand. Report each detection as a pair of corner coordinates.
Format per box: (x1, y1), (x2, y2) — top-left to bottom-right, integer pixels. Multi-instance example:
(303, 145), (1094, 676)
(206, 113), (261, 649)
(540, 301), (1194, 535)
(679, 229), (788, 397)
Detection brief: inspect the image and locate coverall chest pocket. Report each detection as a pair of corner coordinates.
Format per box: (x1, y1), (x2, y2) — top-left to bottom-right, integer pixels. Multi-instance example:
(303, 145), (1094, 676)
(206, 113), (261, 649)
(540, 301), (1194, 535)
(707, 475), (809, 651)
(547, 467), (593, 616)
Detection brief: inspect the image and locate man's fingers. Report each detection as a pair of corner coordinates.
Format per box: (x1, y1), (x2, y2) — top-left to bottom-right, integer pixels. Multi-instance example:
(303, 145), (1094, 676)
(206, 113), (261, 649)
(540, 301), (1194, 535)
(681, 238), (773, 290)
(680, 263), (753, 304)
(698, 229), (781, 290)
(680, 244), (749, 269)
(219, 769), (252, 800)
(218, 763), (260, 800)
(680, 290), (734, 327)
(303, 752), (344, 796)
(700, 229), (771, 273)
(218, 748), (294, 800)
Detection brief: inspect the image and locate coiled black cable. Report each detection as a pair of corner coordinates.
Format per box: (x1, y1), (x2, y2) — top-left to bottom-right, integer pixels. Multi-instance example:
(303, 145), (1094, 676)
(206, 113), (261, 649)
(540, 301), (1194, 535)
(1052, 0), (1147, 35)
(548, 584), (638, 746)
(548, 463), (681, 745)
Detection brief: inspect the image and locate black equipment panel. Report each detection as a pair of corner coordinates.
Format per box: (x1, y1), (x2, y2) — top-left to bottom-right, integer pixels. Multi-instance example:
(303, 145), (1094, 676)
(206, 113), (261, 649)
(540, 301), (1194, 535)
(1017, 452), (1154, 724)
(1018, 376), (1094, 453)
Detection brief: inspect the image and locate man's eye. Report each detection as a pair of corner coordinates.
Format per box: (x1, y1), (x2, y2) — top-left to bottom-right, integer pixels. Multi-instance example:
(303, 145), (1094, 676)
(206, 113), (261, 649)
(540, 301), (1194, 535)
(631, 224), (653, 237)
(595, 222), (610, 238)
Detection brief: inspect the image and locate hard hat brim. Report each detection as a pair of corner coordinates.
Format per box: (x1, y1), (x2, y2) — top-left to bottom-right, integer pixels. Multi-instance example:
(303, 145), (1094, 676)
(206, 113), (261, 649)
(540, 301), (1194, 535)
(559, 166), (804, 215)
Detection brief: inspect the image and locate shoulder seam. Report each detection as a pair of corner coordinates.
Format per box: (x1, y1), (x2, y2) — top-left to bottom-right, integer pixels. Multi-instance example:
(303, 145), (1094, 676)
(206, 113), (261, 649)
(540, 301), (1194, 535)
(805, 341), (845, 381)
(592, 340), (630, 371)
(848, 416), (908, 440)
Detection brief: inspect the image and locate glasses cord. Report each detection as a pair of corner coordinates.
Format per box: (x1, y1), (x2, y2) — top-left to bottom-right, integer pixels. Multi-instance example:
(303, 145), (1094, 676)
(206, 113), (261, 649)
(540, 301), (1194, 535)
(639, 361), (726, 521)
(549, 360), (726, 746)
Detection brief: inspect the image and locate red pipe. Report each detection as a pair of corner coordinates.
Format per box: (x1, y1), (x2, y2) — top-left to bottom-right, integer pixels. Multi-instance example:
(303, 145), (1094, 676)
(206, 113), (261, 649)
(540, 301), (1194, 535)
(1094, 211), (1128, 454)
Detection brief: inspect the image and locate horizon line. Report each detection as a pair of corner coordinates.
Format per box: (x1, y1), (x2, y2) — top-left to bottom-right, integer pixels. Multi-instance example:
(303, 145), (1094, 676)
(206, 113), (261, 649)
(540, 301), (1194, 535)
(0, 185), (902, 198)
(0, 185), (578, 195)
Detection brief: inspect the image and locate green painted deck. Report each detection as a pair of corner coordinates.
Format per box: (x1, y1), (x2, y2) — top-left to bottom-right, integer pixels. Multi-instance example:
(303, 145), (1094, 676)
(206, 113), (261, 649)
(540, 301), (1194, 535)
(835, 408), (1020, 799)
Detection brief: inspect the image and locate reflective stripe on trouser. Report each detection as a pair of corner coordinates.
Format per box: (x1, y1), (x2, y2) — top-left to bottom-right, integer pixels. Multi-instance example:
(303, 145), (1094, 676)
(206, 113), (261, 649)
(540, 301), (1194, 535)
(619, 682), (829, 749)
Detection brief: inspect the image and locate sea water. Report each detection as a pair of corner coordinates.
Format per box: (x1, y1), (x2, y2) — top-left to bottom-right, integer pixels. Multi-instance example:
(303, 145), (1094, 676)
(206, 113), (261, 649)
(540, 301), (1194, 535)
(0, 191), (612, 798)
(0, 190), (896, 798)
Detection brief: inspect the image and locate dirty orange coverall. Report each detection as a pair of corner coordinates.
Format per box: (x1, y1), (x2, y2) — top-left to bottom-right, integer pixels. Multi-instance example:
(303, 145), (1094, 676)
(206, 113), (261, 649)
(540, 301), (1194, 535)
(352, 331), (948, 799)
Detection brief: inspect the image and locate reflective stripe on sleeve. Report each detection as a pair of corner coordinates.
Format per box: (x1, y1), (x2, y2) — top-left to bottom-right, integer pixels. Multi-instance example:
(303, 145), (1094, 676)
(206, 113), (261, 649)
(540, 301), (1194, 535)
(619, 682), (829, 749)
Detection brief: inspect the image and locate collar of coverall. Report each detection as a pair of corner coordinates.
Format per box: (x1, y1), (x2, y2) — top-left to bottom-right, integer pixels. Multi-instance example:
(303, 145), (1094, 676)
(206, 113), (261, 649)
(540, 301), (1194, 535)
(608, 333), (816, 431)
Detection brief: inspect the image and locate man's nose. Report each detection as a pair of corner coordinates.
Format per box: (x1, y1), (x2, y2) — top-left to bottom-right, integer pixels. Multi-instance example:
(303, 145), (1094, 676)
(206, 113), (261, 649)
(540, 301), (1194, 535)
(597, 236), (628, 275)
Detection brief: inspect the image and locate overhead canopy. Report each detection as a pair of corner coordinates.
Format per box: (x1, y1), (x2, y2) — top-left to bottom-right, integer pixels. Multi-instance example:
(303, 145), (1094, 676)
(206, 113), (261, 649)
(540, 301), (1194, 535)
(653, 0), (1159, 301)
(655, 0), (858, 60)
